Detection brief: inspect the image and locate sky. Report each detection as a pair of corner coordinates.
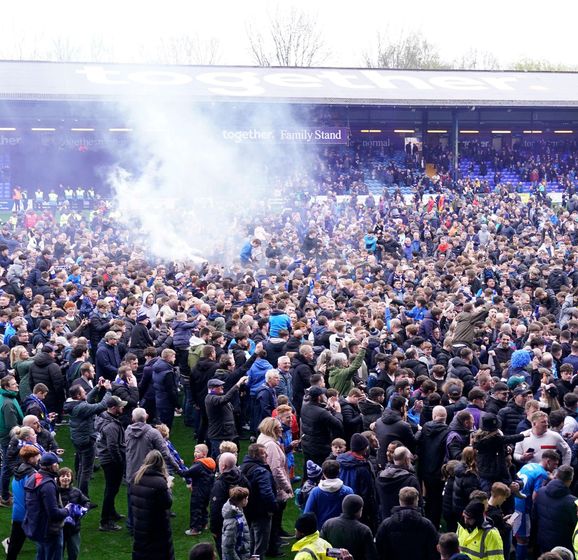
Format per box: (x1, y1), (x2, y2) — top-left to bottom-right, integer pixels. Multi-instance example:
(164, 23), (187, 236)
(2, 0), (578, 68)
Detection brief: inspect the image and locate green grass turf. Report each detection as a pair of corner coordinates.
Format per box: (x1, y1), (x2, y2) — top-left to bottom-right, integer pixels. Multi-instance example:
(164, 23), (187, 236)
(0, 419), (302, 560)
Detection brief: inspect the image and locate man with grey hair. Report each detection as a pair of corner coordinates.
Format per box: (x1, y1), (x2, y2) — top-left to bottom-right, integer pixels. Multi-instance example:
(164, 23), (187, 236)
(416, 405), (449, 529)
(276, 356), (293, 402)
(255, 369), (279, 426)
(376, 446), (421, 519)
(328, 338), (368, 396)
(209, 452), (249, 557)
(124, 407), (180, 533)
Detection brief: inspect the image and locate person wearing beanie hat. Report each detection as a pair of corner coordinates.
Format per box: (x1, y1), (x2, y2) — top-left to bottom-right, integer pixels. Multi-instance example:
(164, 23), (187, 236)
(336, 435), (377, 532)
(320, 495), (377, 560)
(292, 513), (332, 560)
(303, 460), (352, 530)
(457, 499), (504, 560)
(297, 461), (323, 511)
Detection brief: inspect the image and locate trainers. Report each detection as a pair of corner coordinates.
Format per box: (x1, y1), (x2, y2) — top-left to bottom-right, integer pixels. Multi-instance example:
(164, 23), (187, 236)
(99, 522), (122, 532)
(111, 513), (125, 521)
(2, 538), (9, 554)
(185, 529), (202, 536)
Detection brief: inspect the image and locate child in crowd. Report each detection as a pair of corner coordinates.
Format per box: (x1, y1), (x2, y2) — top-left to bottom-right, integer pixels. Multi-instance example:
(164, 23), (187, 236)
(155, 423), (187, 474)
(221, 486), (251, 560)
(486, 482), (512, 560)
(326, 438), (346, 461)
(296, 460), (323, 511)
(219, 441), (239, 458)
(182, 443), (216, 536)
(58, 467), (90, 560)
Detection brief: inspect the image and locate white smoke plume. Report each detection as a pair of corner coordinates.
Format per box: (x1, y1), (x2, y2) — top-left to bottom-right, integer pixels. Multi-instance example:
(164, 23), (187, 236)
(106, 98), (307, 265)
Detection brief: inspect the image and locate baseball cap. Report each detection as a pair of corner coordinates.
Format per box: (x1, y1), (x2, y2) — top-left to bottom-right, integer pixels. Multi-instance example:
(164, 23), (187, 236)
(308, 386), (325, 399)
(107, 395), (128, 409)
(513, 384), (532, 397)
(40, 452), (62, 467)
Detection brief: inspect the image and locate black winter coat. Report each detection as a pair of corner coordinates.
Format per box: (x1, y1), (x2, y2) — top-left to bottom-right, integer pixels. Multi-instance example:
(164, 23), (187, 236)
(374, 409), (416, 469)
(152, 358), (179, 411)
(190, 358), (219, 406)
(375, 506), (438, 560)
(320, 513), (377, 560)
(448, 358), (476, 395)
(340, 399), (363, 445)
(300, 401), (343, 459)
(485, 396), (508, 416)
(240, 456), (277, 522)
(473, 432), (524, 482)
(497, 401), (526, 436)
(206, 385), (240, 441)
(29, 351), (64, 414)
(209, 467), (249, 535)
(534, 479), (578, 553)
(111, 381), (139, 427)
(131, 468), (174, 560)
(376, 465), (421, 519)
(358, 398), (383, 431)
(416, 421), (449, 480)
(291, 354), (315, 414)
(452, 463), (480, 516)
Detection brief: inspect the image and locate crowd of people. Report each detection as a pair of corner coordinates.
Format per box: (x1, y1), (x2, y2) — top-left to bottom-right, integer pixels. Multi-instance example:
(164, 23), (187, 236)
(1, 154), (578, 560)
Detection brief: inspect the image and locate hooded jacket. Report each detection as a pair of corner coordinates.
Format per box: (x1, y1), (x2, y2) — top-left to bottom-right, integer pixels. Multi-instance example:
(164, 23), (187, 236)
(221, 500), (251, 560)
(375, 506), (439, 560)
(0, 387), (24, 445)
(268, 310), (291, 338)
(447, 358), (476, 395)
(291, 353), (316, 413)
(209, 467), (250, 535)
(94, 339), (121, 382)
(359, 398), (384, 430)
(153, 358), (180, 410)
(374, 408), (416, 469)
(12, 461), (37, 522)
(125, 421), (179, 483)
(452, 463), (480, 516)
(534, 478), (578, 553)
(29, 351), (64, 413)
(246, 358), (274, 397)
(376, 464), (420, 519)
(300, 401), (343, 458)
(303, 477), (353, 529)
(416, 420), (449, 479)
(63, 386), (110, 447)
(23, 467), (68, 541)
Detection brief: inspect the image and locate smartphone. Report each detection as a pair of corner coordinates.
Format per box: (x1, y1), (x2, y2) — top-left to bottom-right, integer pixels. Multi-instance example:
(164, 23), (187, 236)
(527, 448), (535, 453)
(327, 549), (342, 558)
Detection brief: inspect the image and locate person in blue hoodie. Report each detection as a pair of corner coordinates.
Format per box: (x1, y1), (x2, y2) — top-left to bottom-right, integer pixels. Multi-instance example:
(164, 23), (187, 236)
(268, 303), (291, 339)
(303, 459), (352, 530)
(363, 230), (377, 255)
(246, 354), (274, 435)
(5, 445), (40, 560)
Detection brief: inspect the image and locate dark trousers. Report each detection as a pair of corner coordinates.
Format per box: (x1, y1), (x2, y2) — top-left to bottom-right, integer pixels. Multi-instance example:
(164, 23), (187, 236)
(269, 500), (287, 552)
(63, 527), (81, 560)
(249, 516), (272, 560)
(101, 462), (124, 524)
(6, 520), (26, 560)
(74, 442), (96, 498)
(157, 407), (175, 430)
(423, 477), (445, 530)
(189, 491), (210, 531)
(34, 532), (63, 560)
(1, 443), (10, 500)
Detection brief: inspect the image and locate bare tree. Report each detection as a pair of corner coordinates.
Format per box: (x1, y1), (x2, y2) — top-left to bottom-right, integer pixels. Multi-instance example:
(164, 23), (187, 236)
(154, 34), (220, 65)
(510, 57), (577, 71)
(85, 34), (116, 63)
(50, 36), (81, 62)
(364, 30), (446, 70)
(453, 48), (501, 70)
(247, 7), (328, 67)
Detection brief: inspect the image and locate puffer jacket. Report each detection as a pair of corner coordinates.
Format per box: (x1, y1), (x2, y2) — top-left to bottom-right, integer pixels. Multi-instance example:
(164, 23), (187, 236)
(23, 468), (68, 541)
(221, 500), (251, 560)
(447, 358), (476, 395)
(28, 351), (64, 414)
(497, 401), (526, 436)
(240, 455), (277, 522)
(256, 433), (292, 501)
(153, 358), (179, 410)
(452, 463), (480, 516)
(374, 408), (416, 469)
(300, 401), (343, 460)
